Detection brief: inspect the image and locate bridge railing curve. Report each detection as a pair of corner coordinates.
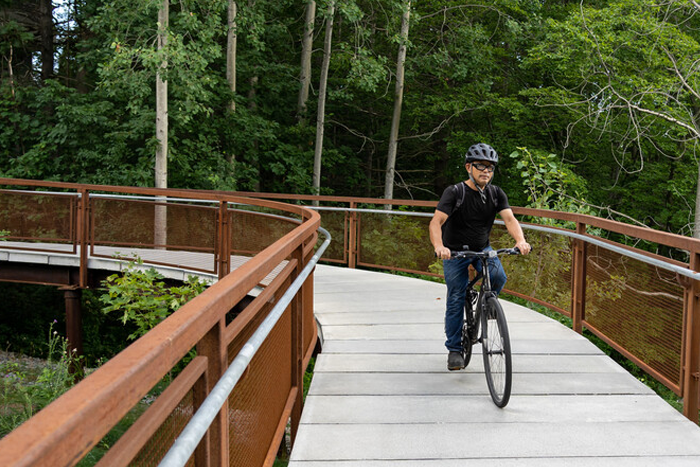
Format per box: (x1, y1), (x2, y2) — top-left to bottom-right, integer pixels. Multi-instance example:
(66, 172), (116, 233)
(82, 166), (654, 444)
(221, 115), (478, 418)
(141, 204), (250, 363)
(231, 191), (700, 424)
(1, 180), (699, 467)
(0, 179), (322, 467)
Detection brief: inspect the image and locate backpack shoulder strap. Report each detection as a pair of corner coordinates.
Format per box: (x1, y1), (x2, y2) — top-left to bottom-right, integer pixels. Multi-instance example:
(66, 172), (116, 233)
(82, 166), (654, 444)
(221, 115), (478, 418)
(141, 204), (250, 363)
(451, 182), (466, 216)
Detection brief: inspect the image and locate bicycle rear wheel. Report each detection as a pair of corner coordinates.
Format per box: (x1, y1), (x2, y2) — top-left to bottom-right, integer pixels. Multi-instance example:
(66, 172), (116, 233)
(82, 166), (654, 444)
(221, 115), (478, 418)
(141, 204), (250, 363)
(481, 296), (512, 407)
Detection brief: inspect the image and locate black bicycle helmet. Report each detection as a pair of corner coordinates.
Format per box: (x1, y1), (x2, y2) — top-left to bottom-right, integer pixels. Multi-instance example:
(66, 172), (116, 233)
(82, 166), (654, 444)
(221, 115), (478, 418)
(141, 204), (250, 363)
(464, 143), (499, 165)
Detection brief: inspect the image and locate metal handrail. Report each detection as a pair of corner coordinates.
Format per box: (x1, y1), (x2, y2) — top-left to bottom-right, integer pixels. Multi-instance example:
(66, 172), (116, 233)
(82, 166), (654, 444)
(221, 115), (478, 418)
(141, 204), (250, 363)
(515, 222), (700, 280)
(0, 180), (324, 466)
(158, 227), (331, 467)
(311, 205), (700, 280)
(1, 178), (698, 461)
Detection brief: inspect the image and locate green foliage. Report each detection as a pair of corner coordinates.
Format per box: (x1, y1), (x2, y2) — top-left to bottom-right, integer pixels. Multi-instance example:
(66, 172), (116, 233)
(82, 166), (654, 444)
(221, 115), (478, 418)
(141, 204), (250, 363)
(510, 147), (589, 214)
(360, 211), (433, 271)
(0, 322), (82, 437)
(100, 258), (210, 340)
(1, 0), (699, 235)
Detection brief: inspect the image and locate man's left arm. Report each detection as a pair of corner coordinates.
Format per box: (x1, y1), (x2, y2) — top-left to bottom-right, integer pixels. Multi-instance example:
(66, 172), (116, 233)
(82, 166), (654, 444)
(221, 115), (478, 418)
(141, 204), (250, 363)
(499, 208), (531, 255)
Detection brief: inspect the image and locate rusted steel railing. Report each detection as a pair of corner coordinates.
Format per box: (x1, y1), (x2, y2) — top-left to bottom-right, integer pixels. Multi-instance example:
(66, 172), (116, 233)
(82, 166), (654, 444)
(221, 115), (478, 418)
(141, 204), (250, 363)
(0, 179), (322, 466)
(1, 180), (699, 467)
(224, 191), (700, 423)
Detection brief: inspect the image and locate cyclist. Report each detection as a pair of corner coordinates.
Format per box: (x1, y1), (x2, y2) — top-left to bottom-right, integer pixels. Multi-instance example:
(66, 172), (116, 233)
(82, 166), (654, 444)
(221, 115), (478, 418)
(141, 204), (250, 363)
(429, 143), (531, 371)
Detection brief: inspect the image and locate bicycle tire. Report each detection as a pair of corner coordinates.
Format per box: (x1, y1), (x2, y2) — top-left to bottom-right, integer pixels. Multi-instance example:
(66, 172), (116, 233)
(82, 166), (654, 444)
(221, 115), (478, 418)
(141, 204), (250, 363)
(461, 291), (479, 368)
(461, 319), (473, 368)
(481, 296), (512, 407)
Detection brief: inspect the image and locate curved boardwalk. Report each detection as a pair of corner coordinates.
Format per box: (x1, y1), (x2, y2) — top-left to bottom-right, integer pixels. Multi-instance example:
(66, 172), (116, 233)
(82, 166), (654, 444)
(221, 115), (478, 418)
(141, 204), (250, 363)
(3, 246), (700, 465)
(290, 265), (700, 466)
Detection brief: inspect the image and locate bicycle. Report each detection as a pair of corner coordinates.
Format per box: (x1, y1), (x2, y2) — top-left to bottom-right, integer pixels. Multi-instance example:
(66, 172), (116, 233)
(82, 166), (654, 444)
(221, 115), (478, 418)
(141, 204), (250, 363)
(450, 246), (522, 408)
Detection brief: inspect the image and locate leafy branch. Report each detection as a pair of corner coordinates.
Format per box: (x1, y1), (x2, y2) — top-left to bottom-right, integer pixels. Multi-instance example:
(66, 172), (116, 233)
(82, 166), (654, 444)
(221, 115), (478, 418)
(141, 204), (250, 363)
(100, 257), (210, 340)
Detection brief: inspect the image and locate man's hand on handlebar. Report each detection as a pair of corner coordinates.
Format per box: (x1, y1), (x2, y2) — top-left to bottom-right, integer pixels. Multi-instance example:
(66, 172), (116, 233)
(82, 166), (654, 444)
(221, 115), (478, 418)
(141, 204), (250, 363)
(435, 246), (451, 260)
(515, 240), (531, 255)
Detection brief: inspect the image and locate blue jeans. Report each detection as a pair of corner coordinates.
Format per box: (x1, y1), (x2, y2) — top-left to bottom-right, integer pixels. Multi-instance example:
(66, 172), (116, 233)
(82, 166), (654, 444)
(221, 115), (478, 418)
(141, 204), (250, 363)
(443, 246), (507, 352)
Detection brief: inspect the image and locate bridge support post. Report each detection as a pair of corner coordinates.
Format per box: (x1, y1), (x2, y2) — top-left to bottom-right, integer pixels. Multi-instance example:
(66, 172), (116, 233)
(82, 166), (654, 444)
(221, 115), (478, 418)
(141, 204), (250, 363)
(571, 222), (587, 334)
(62, 286), (83, 373)
(682, 252), (700, 423)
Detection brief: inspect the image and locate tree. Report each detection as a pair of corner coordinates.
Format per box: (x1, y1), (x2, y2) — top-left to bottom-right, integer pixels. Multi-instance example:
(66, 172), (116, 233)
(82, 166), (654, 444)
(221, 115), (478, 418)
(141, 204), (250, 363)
(154, 0), (169, 246)
(312, 1), (335, 201)
(297, 0), (316, 122)
(383, 0), (410, 205)
(227, 0), (237, 114)
(523, 0), (700, 236)
(38, 0), (53, 82)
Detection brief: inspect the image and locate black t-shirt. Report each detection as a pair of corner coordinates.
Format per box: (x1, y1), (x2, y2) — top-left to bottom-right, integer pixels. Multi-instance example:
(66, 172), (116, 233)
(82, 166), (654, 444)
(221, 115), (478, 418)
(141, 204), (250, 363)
(436, 182), (510, 251)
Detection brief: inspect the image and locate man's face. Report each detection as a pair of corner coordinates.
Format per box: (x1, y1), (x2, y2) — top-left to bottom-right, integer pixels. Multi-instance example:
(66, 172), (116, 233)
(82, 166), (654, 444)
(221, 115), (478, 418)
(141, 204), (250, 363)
(467, 160), (495, 187)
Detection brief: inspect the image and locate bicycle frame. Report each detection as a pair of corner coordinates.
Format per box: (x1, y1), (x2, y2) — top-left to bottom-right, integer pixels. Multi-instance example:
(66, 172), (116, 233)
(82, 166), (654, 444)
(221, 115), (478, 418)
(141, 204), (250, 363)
(457, 247), (518, 323)
(450, 247), (521, 407)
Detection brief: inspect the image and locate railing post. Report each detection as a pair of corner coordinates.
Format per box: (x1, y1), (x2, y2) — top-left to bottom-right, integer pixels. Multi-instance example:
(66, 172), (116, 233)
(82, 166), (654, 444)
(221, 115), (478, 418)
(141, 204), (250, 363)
(77, 188), (89, 288)
(682, 252), (700, 423)
(217, 201), (230, 279)
(196, 318), (229, 466)
(290, 244), (305, 446)
(348, 202), (357, 268)
(571, 221), (587, 334)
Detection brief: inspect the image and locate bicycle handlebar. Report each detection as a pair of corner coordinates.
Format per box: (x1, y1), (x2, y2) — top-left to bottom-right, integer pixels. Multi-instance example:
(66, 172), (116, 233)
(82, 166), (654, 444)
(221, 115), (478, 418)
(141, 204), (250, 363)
(449, 247), (523, 259)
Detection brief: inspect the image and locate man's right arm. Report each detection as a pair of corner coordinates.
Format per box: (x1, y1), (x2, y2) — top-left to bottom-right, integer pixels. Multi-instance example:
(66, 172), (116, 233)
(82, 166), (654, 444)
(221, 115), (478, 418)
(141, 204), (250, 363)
(430, 210), (451, 259)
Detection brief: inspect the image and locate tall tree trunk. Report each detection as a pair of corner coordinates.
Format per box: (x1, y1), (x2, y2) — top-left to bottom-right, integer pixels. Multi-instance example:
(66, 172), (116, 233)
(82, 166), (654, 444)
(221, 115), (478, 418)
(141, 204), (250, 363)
(383, 0), (411, 208)
(7, 45), (15, 98)
(249, 75), (261, 191)
(226, 0), (237, 165)
(312, 1), (335, 204)
(154, 0), (169, 247)
(38, 0), (53, 82)
(695, 162), (700, 239)
(227, 0), (237, 113)
(297, 0), (316, 123)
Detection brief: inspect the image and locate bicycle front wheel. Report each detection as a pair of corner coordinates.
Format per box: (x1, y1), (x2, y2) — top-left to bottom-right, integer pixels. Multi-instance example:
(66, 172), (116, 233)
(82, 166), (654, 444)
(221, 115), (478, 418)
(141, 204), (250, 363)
(481, 296), (512, 407)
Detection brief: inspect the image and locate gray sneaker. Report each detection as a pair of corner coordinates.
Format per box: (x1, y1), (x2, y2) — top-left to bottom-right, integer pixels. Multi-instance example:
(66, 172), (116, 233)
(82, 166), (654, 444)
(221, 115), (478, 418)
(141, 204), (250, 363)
(447, 351), (464, 371)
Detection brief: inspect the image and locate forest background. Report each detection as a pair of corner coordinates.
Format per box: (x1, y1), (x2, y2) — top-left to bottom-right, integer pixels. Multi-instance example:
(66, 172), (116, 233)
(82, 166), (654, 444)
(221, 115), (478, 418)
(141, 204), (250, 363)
(2, 0), (700, 240)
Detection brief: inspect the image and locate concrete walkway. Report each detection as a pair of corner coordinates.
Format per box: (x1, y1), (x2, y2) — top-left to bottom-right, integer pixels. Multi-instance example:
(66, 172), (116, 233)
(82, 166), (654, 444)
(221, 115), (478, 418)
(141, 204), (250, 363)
(289, 264), (700, 466)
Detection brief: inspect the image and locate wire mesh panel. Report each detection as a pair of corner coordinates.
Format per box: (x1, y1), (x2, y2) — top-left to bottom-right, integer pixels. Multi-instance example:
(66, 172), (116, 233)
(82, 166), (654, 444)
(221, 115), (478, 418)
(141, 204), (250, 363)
(584, 245), (684, 392)
(227, 304), (292, 467)
(90, 198), (219, 273)
(303, 290), (316, 359)
(491, 225), (574, 315)
(317, 210), (346, 263)
(91, 198), (217, 251)
(0, 182), (326, 466)
(129, 391), (196, 467)
(0, 190), (75, 247)
(357, 212), (434, 273)
(230, 209), (299, 256)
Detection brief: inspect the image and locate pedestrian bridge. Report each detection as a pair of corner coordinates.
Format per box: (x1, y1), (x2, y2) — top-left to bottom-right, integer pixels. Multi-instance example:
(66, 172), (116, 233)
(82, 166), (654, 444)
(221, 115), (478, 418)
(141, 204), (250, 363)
(296, 264), (700, 465)
(0, 179), (699, 466)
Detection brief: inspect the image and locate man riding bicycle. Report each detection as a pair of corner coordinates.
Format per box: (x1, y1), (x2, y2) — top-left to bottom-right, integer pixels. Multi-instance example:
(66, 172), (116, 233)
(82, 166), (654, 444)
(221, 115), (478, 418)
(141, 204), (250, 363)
(429, 143), (531, 371)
